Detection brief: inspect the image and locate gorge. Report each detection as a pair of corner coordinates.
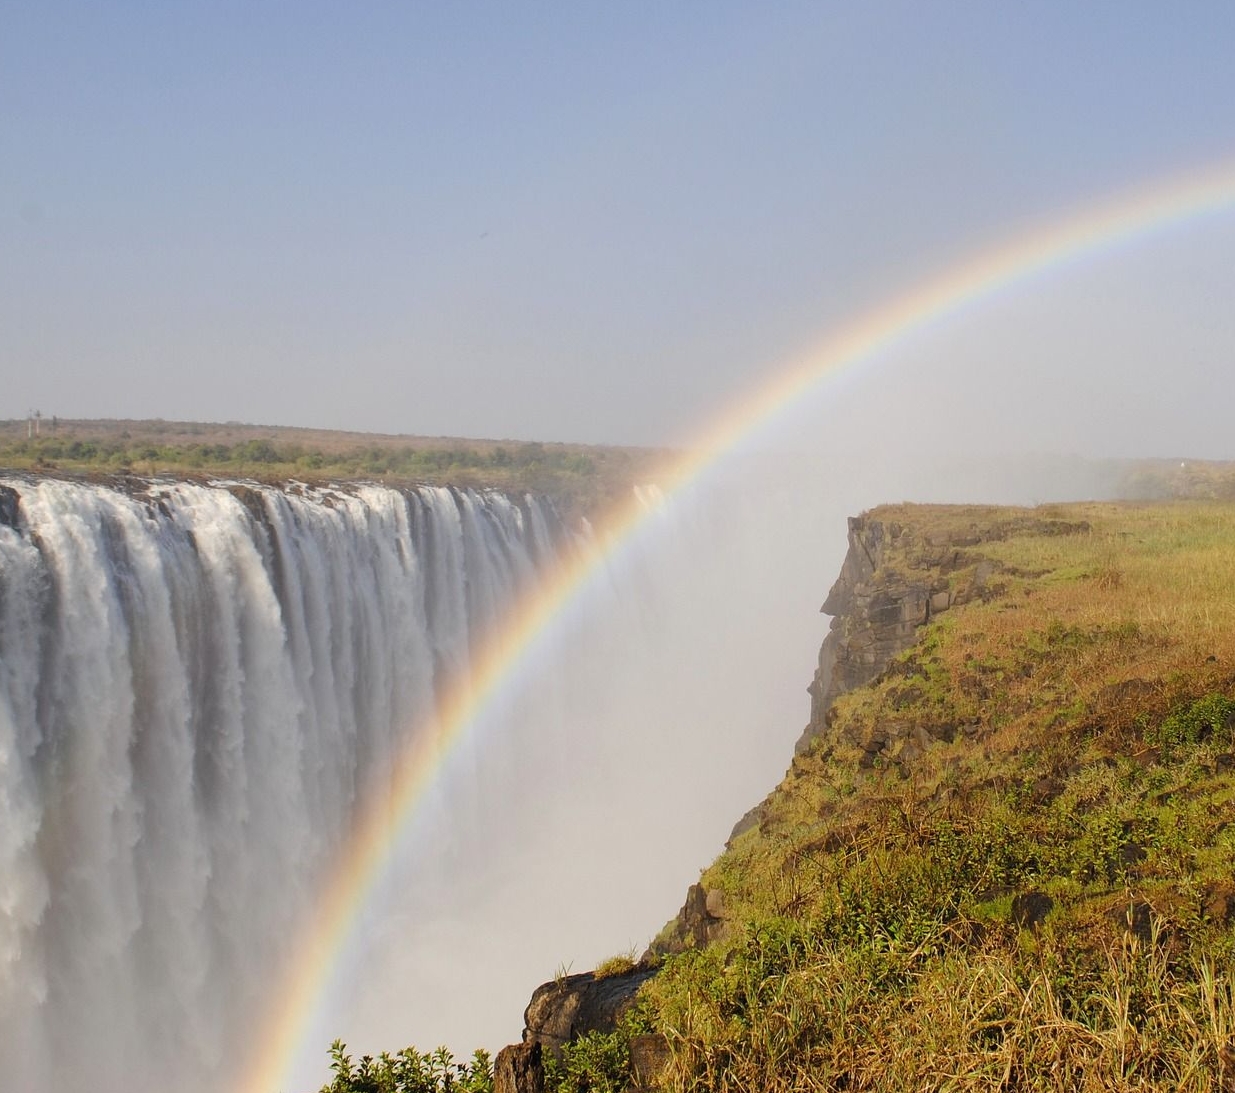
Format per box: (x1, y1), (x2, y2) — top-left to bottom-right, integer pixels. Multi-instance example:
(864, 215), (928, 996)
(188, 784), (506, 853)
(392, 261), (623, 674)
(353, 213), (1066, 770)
(4, 456), (1228, 1093)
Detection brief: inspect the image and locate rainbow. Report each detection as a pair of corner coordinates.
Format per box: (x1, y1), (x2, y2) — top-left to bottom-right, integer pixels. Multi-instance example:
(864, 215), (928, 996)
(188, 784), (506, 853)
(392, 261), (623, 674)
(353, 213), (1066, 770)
(237, 156), (1235, 1093)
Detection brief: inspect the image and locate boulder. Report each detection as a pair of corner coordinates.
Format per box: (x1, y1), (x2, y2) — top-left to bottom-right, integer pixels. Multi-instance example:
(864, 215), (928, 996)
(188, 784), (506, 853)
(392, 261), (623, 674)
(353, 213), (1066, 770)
(0, 485), (20, 530)
(523, 964), (659, 1057)
(647, 883), (726, 957)
(1011, 890), (1053, 929)
(494, 1042), (544, 1093)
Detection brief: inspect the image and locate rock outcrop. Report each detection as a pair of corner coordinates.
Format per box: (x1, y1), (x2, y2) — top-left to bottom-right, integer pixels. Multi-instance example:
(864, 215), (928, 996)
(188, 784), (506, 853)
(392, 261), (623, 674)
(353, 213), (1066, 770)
(0, 484), (20, 530)
(522, 965), (659, 1057)
(802, 514), (953, 753)
(799, 509), (1089, 755)
(645, 882), (727, 957)
(494, 1042), (544, 1093)
(720, 507), (1093, 838)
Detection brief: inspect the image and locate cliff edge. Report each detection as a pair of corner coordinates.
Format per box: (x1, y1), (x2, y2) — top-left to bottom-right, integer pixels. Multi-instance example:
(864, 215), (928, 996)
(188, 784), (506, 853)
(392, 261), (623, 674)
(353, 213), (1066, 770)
(495, 499), (1235, 1093)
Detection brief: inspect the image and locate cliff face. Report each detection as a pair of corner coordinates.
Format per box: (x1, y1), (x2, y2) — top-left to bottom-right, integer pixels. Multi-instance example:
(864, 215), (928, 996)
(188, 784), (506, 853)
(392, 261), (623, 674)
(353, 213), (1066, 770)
(803, 514), (944, 751)
(799, 509), (1048, 754)
(659, 506), (1092, 948)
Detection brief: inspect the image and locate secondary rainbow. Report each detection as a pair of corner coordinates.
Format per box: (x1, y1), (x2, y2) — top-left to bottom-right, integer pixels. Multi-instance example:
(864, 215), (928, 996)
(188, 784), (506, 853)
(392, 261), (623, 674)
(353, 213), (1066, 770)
(237, 156), (1235, 1093)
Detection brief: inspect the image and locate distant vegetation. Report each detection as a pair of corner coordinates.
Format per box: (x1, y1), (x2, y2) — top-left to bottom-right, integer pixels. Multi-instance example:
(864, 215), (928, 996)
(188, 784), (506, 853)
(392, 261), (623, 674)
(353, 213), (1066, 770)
(0, 418), (670, 513)
(2, 431), (597, 481)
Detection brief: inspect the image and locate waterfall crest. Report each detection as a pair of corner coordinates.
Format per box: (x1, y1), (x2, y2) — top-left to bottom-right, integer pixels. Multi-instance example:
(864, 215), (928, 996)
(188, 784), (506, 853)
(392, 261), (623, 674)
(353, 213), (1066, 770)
(0, 477), (564, 1093)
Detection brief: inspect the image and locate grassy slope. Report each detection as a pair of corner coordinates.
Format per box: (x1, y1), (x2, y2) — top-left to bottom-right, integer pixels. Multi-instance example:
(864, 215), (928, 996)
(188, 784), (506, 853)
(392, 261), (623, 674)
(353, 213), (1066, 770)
(636, 501), (1235, 1092)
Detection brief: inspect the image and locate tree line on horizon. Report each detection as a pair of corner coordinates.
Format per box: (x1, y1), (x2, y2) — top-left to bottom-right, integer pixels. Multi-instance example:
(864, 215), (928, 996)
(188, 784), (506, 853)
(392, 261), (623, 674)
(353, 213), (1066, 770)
(0, 434), (606, 484)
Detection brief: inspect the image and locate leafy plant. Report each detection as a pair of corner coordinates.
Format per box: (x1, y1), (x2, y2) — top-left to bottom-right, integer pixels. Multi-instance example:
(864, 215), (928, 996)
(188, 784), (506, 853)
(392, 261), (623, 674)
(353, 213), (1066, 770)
(543, 1029), (630, 1093)
(1151, 693), (1235, 756)
(319, 1040), (492, 1093)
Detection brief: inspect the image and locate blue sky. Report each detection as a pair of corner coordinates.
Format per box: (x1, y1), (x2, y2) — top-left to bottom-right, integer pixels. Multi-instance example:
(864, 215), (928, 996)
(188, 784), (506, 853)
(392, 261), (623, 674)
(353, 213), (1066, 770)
(4, 2), (1235, 448)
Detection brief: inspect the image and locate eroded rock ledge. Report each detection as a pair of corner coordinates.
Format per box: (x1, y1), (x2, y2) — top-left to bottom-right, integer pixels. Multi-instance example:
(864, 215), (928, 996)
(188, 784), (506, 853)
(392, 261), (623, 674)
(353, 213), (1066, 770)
(802, 509), (1087, 753)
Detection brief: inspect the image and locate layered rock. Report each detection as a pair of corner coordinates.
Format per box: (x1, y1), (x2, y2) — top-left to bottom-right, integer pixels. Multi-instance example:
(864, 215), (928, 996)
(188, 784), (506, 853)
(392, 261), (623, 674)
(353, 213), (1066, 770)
(804, 514), (959, 753)
(800, 509), (1089, 755)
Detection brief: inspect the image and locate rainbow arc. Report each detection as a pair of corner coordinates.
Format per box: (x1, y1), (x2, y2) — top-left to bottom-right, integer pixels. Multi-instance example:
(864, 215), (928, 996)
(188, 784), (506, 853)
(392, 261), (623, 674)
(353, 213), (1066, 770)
(237, 156), (1235, 1093)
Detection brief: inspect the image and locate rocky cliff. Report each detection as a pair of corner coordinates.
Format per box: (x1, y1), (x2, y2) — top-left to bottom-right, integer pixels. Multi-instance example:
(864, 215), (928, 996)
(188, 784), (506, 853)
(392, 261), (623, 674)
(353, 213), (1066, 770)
(498, 504), (1105, 1091)
(800, 508), (1089, 755)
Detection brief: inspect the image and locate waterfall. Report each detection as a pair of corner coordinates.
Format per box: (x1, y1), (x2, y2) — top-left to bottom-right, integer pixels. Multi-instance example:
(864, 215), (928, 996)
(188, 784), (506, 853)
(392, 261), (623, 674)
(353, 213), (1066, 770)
(0, 477), (564, 1093)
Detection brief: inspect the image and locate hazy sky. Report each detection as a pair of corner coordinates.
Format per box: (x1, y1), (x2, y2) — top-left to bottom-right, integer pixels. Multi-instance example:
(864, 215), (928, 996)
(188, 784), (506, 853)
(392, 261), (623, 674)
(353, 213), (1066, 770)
(4, 3), (1235, 450)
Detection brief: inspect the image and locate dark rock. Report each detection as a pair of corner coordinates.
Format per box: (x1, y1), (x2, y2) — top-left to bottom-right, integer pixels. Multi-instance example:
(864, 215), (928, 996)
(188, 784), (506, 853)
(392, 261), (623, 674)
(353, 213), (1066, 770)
(648, 883), (727, 956)
(523, 965), (659, 1057)
(923, 722), (957, 744)
(1216, 753), (1235, 774)
(0, 485), (20, 530)
(1011, 890), (1054, 929)
(494, 1042), (544, 1093)
(628, 1034), (671, 1091)
(864, 729), (890, 753)
(1109, 901), (1155, 945)
(224, 484), (269, 521)
(1031, 777), (1062, 805)
(897, 741), (923, 766)
(1203, 882), (1235, 926)
(887, 683), (925, 709)
(1119, 841), (1147, 868)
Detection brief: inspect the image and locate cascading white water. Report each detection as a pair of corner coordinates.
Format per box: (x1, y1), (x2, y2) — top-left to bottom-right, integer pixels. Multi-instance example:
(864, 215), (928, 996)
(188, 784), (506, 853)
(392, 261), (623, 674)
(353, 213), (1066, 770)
(0, 446), (1122, 1093)
(0, 477), (564, 1093)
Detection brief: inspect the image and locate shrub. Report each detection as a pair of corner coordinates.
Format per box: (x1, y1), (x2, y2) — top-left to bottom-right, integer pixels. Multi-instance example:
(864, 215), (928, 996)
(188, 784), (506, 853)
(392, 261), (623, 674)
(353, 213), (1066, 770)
(319, 1039), (492, 1093)
(543, 1029), (629, 1093)
(1151, 693), (1235, 756)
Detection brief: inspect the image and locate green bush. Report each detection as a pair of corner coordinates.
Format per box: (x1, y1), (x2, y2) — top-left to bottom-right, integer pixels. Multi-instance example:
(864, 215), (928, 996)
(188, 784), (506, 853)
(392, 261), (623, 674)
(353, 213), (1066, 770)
(1151, 692), (1235, 755)
(319, 1039), (492, 1093)
(543, 1029), (630, 1093)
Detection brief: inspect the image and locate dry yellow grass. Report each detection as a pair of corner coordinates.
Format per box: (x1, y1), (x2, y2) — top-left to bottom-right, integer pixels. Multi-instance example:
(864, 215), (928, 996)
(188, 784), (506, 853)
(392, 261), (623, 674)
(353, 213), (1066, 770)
(636, 501), (1235, 1093)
